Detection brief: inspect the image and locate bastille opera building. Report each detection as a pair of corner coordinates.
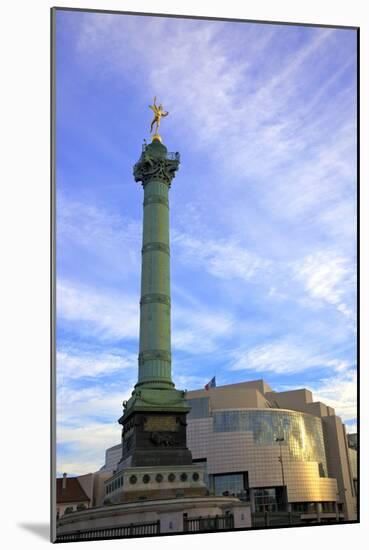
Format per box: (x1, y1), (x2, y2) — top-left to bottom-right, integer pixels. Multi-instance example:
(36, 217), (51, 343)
(103, 379), (357, 523)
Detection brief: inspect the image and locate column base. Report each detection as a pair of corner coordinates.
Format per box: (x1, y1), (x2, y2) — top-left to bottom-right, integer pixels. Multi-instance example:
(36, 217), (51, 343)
(106, 465), (208, 504)
(120, 386), (190, 421)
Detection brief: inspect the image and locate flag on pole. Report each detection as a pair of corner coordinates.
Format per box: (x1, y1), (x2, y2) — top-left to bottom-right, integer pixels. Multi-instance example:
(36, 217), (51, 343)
(204, 376), (216, 390)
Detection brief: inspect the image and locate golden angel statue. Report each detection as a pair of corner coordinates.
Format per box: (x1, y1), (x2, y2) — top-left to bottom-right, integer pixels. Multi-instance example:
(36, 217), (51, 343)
(149, 97), (169, 135)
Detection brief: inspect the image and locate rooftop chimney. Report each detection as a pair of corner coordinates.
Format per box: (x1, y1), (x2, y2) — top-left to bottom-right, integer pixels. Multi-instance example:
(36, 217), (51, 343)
(62, 472), (67, 490)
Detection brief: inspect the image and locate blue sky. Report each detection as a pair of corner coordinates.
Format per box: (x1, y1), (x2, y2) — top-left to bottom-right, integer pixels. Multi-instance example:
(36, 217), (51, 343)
(55, 10), (357, 475)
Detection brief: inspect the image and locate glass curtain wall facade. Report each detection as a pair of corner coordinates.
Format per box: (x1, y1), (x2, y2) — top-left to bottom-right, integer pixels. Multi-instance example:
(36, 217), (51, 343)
(187, 400), (328, 473)
(213, 409), (327, 473)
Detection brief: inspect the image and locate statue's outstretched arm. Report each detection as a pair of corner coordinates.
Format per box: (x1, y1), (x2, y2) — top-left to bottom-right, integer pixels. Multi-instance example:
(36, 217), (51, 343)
(162, 111), (169, 117)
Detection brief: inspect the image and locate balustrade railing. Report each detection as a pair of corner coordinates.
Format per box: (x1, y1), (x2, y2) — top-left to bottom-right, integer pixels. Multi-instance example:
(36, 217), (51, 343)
(184, 514), (234, 532)
(56, 520), (160, 542)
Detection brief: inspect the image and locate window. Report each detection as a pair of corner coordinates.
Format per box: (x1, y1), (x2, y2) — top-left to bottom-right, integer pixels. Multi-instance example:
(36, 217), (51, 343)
(321, 502), (334, 513)
(213, 473), (246, 497)
(292, 502), (308, 513)
(254, 488), (278, 513)
(187, 397), (209, 419)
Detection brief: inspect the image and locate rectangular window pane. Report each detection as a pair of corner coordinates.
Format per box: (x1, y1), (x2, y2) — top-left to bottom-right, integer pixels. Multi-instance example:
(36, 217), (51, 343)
(187, 397), (209, 419)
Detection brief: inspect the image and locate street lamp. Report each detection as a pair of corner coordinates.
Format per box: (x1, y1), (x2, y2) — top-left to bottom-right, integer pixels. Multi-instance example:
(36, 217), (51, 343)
(276, 436), (286, 510)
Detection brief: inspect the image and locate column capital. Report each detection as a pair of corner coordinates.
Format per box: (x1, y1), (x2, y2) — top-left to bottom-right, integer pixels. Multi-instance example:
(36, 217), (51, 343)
(133, 140), (180, 187)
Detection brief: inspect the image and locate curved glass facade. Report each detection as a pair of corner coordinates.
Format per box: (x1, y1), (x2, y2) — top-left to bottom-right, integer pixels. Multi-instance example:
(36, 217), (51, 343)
(213, 409), (327, 469)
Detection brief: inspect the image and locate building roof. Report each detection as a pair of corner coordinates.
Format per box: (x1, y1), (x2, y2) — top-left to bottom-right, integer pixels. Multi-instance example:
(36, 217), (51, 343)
(186, 379), (337, 420)
(57, 477), (90, 504)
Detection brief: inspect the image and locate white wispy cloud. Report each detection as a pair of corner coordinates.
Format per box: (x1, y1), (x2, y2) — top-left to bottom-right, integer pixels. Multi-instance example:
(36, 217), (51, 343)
(57, 348), (136, 381)
(292, 250), (356, 319)
(57, 385), (129, 425)
(172, 371), (210, 392)
(173, 232), (270, 282)
(56, 348), (134, 427)
(57, 191), (141, 281)
(58, 272), (237, 356)
(75, 17), (335, 151)
(58, 422), (121, 475)
(56, 347), (131, 474)
(310, 369), (357, 423)
(172, 304), (234, 353)
(58, 191), (140, 241)
(261, 120), (356, 229)
(345, 422), (357, 435)
(318, 199), (356, 242)
(174, 230), (355, 324)
(230, 338), (349, 375)
(73, 14), (355, 240)
(71, 14), (357, 315)
(272, 368), (357, 426)
(57, 280), (139, 341)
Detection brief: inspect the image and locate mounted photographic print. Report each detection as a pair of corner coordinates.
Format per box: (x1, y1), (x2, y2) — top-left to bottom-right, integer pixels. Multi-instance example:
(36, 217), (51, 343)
(51, 6), (358, 543)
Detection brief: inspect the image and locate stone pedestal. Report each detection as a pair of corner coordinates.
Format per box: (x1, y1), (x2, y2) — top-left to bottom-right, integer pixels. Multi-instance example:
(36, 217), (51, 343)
(119, 411), (192, 468)
(106, 465), (208, 504)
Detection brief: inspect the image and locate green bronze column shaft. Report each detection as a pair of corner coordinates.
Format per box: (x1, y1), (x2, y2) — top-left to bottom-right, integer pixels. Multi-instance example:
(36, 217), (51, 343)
(138, 168), (172, 387)
(133, 138), (179, 390)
